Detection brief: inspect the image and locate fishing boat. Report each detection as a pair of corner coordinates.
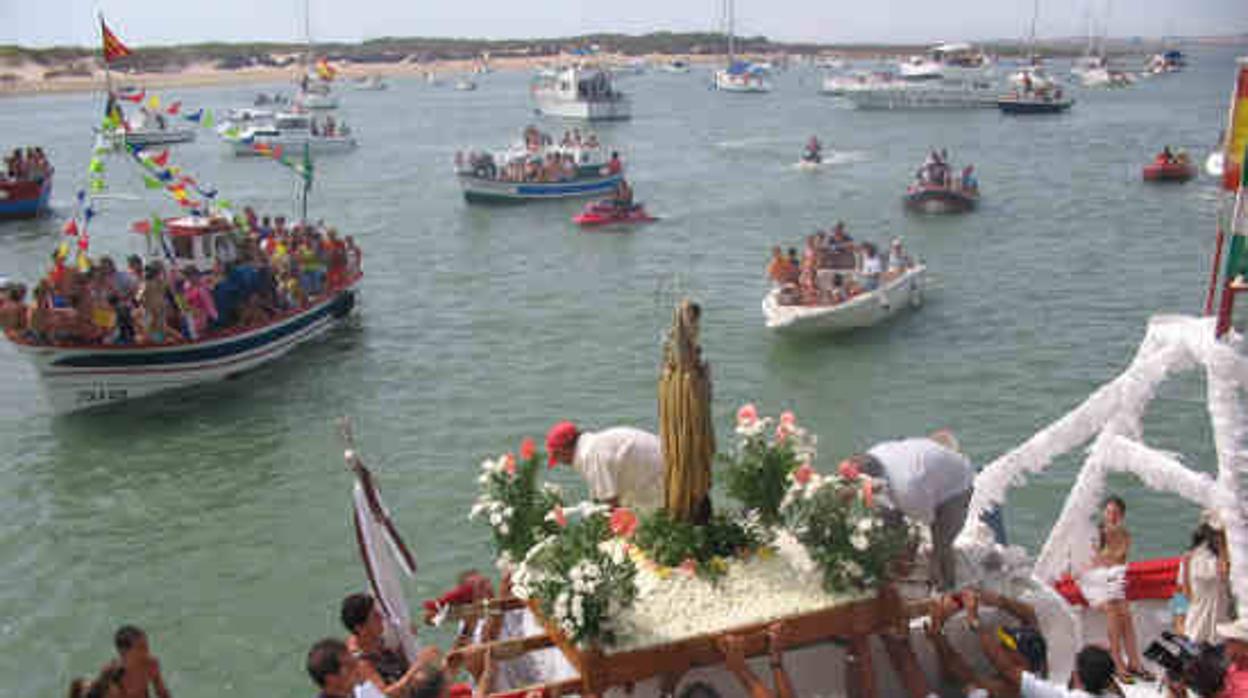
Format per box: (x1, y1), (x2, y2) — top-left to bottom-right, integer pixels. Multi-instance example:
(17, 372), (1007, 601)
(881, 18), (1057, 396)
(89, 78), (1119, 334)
(762, 263), (926, 334)
(222, 112), (357, 156)
(572, 200), (656, 227)
(713, 0), (771, 93)
(7, 214), (362, 414)
(0, 156), (53, 220)
(455, 130), (622, 204)
(660, 59), (692, 74)
(1142, 153), (1196, 183)
(531, 66), (631, 121)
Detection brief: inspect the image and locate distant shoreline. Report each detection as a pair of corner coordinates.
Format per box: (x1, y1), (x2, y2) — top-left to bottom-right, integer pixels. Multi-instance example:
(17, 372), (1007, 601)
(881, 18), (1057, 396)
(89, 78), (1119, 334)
(2, 31), (1244, 98)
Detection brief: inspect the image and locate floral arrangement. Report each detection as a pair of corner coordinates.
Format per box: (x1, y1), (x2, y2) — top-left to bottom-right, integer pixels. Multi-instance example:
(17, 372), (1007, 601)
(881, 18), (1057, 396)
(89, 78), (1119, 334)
(631, 509), (766, 581)
(510, 503), (639, 647)
(469, 438), (563, 568)
(720, 404), (817, 525)
(780, 462), (914, 592)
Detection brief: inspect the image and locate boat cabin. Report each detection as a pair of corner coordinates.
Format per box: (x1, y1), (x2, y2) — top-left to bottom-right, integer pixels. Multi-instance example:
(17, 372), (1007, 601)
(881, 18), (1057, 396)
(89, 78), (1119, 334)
(134, 215), (239, 271)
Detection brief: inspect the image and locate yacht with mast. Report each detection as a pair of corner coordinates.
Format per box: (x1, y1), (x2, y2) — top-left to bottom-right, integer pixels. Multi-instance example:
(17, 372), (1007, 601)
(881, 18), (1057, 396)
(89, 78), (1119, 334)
(293, 0), (339, 110)
(713, 0), (771, 93)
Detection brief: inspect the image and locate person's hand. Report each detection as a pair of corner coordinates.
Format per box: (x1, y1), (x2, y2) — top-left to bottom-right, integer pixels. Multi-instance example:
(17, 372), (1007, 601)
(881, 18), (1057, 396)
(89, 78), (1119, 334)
(960, 589), (980, 625)
(416, 645), (441, 669)
(716, 634), (749, 674)
(927, 596), (951, 637)
(767, 622), (793, 662)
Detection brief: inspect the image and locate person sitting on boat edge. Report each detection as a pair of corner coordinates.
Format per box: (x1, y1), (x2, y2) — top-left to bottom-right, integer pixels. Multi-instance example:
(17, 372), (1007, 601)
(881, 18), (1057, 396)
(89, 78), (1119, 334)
(766, 247), (795, 287)
(545, 421), (665, 513)
(605, 151), (623, 176)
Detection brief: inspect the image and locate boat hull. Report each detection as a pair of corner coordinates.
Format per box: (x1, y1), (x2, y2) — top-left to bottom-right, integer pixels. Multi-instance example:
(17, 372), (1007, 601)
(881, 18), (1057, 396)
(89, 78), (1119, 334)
(997, 96), (1074, 114)
(459, 173), (623, 203)
(0, 175), (53, 220)
(229, 135), (358, 156)
(762, 265), (927, 334)
(108, 129), (198, 147)
(904, 186), (978, 213)
(841, 86), (998, 110)
(533, 95), (631, 121)
(12, 285), (358, 414)
(1142, 162), (1196, 182)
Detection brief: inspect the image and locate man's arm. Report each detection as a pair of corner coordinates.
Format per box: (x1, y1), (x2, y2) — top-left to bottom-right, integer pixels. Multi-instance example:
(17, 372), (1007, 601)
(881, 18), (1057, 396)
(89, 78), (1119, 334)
(149, 658), (172, 698)
(978, 589), (1040, 628)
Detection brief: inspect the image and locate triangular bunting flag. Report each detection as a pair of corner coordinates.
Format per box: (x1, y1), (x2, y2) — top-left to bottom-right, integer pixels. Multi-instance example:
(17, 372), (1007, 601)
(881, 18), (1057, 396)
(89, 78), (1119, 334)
(149, 149), (170, 167)
(143, 175), (163, 189)
(166, 100), (181, 115)
(147, 94), (160, 110)
(185, 109), (203, 123)
(101, 18), (133, 63)
(120, 89), (145, 104)
(63, 219), (79, 236)
(202, 110), (214, 129)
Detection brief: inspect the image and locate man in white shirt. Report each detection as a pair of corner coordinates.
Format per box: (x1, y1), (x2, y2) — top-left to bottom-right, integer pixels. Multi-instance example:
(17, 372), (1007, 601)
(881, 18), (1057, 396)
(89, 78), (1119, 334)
(848, 429), (974, 591)
(546, 421), (665, 512)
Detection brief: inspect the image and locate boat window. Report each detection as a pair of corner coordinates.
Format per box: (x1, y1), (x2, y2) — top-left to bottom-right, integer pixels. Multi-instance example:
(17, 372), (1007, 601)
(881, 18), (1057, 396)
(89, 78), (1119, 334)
(201, 235), (213, 258)
(170, 235), (194, 259)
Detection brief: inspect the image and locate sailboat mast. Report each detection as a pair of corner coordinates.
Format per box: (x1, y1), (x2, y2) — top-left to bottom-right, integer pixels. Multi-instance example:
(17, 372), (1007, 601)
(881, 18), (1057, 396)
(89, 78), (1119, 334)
(305, 0), (313, 74)
(726, 0), (735, 63)
(1028, 0), (1039, 64)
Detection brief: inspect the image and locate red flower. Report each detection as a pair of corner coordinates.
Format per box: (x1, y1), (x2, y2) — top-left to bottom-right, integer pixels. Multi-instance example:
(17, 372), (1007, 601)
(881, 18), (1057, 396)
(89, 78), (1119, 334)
(794, 463), (814, 485)
(609, 508), (639, 538)
(779, 410), (796, 428)
(503, 453), (517, 476)
(679, 558), (698, 576)
(552, 506), (567, 528)
(520, 437), (537, 462)
(837, 459), (860, 480)
(736, 403), (759, 427)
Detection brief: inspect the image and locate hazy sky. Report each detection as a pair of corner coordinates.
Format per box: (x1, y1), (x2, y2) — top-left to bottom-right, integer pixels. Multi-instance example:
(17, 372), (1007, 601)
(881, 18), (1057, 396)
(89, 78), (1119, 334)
(6, 0), (1247, 48)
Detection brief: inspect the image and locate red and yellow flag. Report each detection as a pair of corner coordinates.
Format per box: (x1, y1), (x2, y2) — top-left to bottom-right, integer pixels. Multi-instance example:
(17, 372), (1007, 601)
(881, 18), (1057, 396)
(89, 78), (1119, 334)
(101, 18), (132, 63)
(1223, 58), (1248, 192)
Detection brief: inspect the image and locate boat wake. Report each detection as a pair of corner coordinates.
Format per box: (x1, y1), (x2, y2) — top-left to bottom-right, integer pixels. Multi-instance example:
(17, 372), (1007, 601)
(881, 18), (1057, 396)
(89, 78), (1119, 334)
(791, 150), (869, 170)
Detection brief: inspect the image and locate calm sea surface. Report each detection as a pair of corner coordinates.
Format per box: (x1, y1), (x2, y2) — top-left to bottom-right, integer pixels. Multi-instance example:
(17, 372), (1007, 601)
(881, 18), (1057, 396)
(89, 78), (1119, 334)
(0, 49), (1239, 696)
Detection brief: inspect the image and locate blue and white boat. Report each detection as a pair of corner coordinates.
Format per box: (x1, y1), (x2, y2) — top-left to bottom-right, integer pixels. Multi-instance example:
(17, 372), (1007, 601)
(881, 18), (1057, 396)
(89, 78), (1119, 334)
(455, 136), (623, 203)
(0, 168), (53, 220)
(8, 215), (362, 413)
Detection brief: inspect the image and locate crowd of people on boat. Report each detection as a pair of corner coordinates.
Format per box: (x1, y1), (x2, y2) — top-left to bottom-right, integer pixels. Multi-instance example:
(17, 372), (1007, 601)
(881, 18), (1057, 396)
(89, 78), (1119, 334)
(766, 223), (913, 306)
(0, 210), (361, 347)
(4, 147), (52, 182)
(310, 115), (346, 138)
(455, 127), (618, 184)
(914, 148), (976, 190)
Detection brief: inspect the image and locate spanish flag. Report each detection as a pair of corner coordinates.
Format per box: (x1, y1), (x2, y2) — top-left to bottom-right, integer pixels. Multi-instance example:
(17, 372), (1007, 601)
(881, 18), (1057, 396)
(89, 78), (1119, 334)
(1223, 58), (1248, 192)
(101, 18), (132, 63)
(315, 57), (337, 81)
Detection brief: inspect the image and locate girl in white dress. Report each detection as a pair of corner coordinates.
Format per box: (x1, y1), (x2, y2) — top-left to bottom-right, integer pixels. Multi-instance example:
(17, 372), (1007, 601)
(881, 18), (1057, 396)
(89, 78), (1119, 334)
(1180, 514), (1232, 644)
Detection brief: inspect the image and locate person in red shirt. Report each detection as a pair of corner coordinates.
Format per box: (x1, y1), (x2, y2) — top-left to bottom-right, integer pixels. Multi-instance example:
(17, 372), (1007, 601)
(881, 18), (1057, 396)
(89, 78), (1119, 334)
(605, 151), (622, 175)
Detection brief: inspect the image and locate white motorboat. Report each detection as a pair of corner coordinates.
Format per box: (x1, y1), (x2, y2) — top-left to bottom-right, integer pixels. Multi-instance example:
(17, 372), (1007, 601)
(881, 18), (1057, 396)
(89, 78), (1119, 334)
(531, 66), (631, 121)
(354, 75), (388, 91)
(660, 59), (692, 74)
(898, 42), (993, 81)
(836, 78), (999, 109)
(223, 112), (357, 156)
(102, 107), (197, 147)
(762, 264), (927, 333)
(454, 77), (478, 92)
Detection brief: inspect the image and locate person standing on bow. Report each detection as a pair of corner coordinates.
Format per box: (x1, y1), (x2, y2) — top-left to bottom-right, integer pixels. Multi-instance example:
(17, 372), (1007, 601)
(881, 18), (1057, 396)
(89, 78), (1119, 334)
(545, 421), (665, 512)
(843, 429), (974, 591)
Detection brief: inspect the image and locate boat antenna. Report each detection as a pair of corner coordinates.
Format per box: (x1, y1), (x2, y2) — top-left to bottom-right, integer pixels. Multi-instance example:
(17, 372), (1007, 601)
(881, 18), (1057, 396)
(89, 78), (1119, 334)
(1027, 0), (1040, 65)
(726, 0), (736, 64)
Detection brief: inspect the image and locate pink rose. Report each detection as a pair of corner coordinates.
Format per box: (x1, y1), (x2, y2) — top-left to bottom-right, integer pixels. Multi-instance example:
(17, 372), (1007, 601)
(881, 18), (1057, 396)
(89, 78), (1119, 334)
(552, 506), (567, 528)
(520, 437), (537, 462)
(793, 463), (814, 485)
(837, 459), (860, 480)
(503, 452), (517, 476)
(679, 558), (698, 577)
(610, 508), (639, 538)
(736, 403), (759, 427)
(779, 411), (796, 428)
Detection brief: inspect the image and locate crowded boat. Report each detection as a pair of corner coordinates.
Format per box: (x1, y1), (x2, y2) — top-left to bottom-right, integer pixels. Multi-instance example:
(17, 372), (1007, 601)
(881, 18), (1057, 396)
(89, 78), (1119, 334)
(0, 146), (54, 219)
(761, 224), (926, 332)
(904, 148), (979, 213)
(455, 126), (625, 202)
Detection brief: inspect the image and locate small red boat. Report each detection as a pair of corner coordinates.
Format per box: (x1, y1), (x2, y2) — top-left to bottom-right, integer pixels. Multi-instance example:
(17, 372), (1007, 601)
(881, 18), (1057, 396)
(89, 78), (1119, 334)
(1142, 158), (1196, 183)
(0, 169), (54, 220)
(573, 200), (657, 227)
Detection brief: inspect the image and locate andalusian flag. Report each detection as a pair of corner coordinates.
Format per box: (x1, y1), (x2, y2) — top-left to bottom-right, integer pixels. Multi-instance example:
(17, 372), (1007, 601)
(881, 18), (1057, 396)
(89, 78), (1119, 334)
(1223, 58), (1248, 192)
(101, 18), (132, 63)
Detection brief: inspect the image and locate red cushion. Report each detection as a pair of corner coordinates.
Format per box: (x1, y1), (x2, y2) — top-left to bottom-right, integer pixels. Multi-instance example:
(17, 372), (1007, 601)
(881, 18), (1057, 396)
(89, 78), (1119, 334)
(1053, 557), (1180, 606)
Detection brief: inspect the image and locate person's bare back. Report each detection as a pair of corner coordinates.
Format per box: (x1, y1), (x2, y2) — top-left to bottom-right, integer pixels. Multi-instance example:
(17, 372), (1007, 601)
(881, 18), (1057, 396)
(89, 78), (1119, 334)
(112, 626), (171, 698)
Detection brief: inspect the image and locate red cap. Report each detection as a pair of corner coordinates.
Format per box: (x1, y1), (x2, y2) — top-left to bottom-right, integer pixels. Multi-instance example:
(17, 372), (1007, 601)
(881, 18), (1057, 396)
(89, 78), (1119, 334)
(545, 421), (579, 466)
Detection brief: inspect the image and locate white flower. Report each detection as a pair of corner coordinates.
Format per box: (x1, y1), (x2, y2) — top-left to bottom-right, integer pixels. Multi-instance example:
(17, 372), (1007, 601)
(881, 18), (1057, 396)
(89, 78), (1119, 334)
(477, 472), (491, 485)
(850, 532), (869, 551)
(855, 518), (875, 532)
(841, 559), (864, 579)
(503, 506), (514, 519)
(489, 511), (503, 527)
(498, 523), (510, 536)
(469, 502), (487, 519)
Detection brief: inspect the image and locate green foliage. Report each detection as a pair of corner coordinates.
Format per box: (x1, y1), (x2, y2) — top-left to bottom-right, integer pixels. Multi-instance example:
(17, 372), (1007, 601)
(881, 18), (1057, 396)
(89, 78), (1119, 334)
(719, 410), (814, 526)
(632, 509), (763, 580)
(470, 449), (562, 566)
